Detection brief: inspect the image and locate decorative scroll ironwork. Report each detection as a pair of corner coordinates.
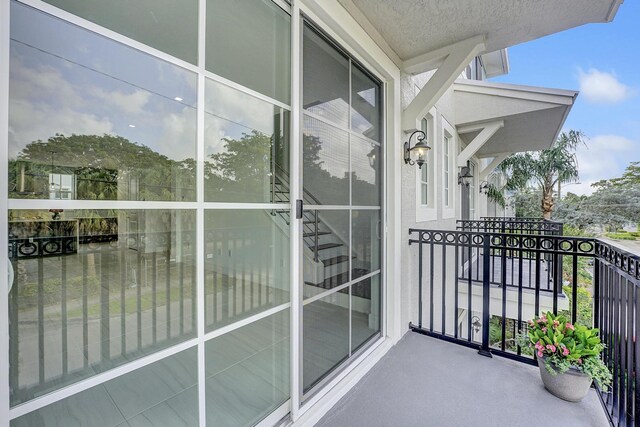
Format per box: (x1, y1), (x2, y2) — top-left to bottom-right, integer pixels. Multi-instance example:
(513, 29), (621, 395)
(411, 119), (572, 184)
(457, 219), (564, 236)
(409, 225), (640, 427)
(596, 240), (640, 280)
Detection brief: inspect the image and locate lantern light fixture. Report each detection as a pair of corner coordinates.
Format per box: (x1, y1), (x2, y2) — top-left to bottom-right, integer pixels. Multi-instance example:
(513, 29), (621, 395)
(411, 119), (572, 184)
(403, 130), (431, 169)
(458, 162), (473, 186)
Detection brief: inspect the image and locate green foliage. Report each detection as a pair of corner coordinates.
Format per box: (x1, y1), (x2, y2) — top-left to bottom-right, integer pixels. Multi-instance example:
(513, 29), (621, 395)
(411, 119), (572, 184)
(526, 311), (611, 390)
(498, 131), (584, 219)
(485, 182), (506, 208)
(605, 232), (637, 240)
(9, 134), (195, 201)
(509, 187), (544, 219)
(560, 286), (593, 327)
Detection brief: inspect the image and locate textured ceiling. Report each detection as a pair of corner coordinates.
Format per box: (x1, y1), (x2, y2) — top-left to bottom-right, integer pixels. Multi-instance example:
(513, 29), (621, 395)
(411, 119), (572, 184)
(339, 0), (621, 60)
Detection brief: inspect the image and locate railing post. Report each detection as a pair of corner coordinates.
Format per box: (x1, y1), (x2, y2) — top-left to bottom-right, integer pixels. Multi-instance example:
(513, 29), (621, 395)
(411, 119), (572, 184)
(593, 246), (600, 329)
(479, 235), (492, 357)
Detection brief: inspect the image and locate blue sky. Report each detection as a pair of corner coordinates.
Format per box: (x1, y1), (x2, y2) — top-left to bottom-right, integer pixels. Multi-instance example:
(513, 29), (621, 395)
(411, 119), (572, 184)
(493, 1), (639, 195)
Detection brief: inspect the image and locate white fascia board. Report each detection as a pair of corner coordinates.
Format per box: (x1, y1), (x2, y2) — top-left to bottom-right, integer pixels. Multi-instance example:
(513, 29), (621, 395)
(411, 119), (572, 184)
(606, 0), (624, 22)
(402, 35), (486, 131)
(454, 79), (578, 105)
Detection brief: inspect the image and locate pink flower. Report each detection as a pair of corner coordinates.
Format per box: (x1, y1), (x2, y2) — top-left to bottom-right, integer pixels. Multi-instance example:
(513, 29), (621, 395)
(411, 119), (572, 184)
(577, 358), (583, 364)
(535, 342), (544, 351)
(537, 351), (544, 358)
(553, 320), (560, 327)
(546, 344), (556, 353)
(528, 320), (535, 327)
(542, 327), (548, 333)
(562, 347), (570, 356)
(566, 323), (574, 331)
(539, 316), (547, 323)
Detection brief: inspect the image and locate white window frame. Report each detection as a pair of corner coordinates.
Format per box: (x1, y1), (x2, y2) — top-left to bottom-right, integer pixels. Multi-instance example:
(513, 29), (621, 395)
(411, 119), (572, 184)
(441, 117), (456, 219)
(415, 108), (436, 222)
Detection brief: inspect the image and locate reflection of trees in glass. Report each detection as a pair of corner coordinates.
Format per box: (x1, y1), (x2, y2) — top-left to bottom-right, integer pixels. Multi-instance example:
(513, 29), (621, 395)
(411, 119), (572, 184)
(9, 134), (196, 201)
(204, 115), (290, 202)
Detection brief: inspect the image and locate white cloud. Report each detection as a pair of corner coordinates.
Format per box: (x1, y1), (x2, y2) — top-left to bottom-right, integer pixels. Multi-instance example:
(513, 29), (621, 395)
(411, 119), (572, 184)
(577, 68), (633, 104)
(91, 88), (151, 116)
(571, 134), (637, 195)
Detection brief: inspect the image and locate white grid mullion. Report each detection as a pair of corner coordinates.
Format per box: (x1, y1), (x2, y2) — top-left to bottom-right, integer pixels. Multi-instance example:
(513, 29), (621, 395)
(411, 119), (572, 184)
(202, 69), (292, 112)
(8, 338), (199, 420)
(290, 0), (303, 420)
(196, 0), (207, 424)
(202, 303), (291, 343)
(7, 199), (198, 211)
(302, 270), (381, 306)
(0, 0), (11, 422)
(348, 57), (353, 357)
(303, 110), (381, 148)
(305, 205), (380, 211)
(202, 203), (290, 210)
(18, 0), (201, 74)
(18, 0), (293, 114)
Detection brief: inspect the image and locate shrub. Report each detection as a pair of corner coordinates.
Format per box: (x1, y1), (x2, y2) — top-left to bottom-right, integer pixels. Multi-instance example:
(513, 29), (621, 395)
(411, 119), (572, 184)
(525, 311), (612, 390)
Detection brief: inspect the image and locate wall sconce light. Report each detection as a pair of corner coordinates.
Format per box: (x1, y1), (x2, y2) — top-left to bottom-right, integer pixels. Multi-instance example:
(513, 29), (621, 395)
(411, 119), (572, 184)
(458, 163), (473, 186)
(367, 146), (377, 168)
(479, 181), (490, 194)
(471, 316), (482, 335)
(404, 130), (431, 169)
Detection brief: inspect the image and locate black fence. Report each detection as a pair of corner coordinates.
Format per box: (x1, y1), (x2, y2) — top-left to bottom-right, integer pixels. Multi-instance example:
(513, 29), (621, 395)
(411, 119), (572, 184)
(457, 219), (563, 293)
(408, 224), (640, 426)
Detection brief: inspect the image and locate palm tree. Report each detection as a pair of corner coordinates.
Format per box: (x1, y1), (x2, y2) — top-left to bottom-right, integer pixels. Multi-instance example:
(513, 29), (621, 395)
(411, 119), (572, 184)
(496, 130), (584, 220)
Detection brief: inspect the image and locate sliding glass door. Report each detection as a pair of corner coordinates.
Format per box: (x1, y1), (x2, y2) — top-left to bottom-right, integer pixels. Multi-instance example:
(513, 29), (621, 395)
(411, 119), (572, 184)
(300, 22), (383, 395)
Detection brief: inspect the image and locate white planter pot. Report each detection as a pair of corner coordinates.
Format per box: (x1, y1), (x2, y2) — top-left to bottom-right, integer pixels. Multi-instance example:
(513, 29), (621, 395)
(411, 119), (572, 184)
(537, 356), (592, 402)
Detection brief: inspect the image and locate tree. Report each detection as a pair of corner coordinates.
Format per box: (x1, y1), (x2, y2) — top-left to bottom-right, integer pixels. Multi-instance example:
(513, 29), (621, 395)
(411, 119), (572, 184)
(497, 131), (584, 219)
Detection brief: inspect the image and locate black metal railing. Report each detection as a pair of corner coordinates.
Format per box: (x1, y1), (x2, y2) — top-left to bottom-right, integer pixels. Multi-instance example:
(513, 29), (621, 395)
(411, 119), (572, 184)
(408, 224), (640, 426)
(456, 219), (563, 293)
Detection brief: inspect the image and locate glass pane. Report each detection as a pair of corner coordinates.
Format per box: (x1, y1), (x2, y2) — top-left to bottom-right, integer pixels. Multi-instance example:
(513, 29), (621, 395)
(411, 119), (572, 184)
(303, 25), (349, 128)
(42, 0), (198, 63)
(204, 210), (289, 331)
(351, 136), (381, 206)
(303, 210), (350, 299)
(421, 182), (428, 205)
(10, 348), (198, 426)
(303, 116), (349, 206)
(204, 79), (290, 203)
(351, 64), (381, 142)
(9, 3), (197, 201)
(206, 0), (291, 104)
(206, 310), (289, 426)
(352, 210), (381, 279)
(303, 293), (349, 392)
(8, 209), (196, 405)
(351, 274), (381, 352)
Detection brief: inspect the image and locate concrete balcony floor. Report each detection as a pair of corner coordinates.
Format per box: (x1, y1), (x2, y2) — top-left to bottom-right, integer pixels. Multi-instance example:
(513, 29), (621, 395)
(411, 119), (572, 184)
(317, 333), (608, 427)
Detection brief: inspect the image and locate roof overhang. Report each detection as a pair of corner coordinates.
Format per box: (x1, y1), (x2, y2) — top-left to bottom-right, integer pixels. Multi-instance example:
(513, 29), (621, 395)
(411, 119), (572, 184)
(337, 0), (623, 71)
(453, 79), (578, 157)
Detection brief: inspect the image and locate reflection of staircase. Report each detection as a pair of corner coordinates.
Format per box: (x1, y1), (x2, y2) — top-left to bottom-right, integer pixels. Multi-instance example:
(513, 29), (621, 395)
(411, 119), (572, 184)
(271, 163), (363, 295)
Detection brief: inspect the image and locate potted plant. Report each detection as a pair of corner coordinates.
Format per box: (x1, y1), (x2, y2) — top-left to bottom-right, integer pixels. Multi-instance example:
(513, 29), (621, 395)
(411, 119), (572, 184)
(525, 311), (612, 402)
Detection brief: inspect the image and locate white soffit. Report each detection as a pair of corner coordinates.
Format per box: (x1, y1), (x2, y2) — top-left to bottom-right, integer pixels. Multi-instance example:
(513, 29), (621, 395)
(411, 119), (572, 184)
(338, 0), (622, 69)
(454, 79), (578, 156)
